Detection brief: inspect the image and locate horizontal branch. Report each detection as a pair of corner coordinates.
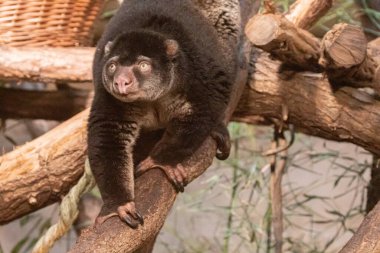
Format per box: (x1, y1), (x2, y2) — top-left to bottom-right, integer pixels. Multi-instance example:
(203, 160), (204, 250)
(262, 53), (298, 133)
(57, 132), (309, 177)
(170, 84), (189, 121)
(234, 49), (380, 155)
(0, 46), (94, 83)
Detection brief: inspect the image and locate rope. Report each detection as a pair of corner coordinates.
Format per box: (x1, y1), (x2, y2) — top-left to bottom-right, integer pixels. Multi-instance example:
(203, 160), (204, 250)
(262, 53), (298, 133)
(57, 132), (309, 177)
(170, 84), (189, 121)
(32, 158), (96, 253)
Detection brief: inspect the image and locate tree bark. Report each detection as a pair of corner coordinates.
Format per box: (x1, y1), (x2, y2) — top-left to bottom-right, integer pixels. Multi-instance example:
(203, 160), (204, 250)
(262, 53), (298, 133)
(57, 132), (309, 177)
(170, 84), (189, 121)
(245, 14), (321, 71)
(0, 110), (88, 224)
(339, 201), (380, 253)
(320, 23), (380, 93)
(285, 0), (333, 30)
(234, 47), (380, 155)
(245, 14), (380, 95)
(0, 46), (93, 83)
(320, 24), (367, 69)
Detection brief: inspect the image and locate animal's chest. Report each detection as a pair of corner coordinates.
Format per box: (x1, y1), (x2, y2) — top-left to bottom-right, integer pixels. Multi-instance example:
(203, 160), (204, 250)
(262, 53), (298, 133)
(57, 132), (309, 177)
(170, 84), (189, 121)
(142, 105), (171, 130)
(140, 97), (193, 130)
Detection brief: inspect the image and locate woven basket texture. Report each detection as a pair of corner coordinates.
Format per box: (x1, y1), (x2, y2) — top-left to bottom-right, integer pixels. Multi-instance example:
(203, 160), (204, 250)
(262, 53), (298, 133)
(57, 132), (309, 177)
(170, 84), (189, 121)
(0, 0), (103, 47)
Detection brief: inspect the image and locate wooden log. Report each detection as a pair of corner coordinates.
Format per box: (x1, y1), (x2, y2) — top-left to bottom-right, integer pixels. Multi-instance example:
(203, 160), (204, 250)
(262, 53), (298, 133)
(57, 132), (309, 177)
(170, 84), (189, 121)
(285, 0), (333, 30)
(320, 23), (380, 93)
(0, 110), (88, 224)
(234, 49), (380, 155)
(320, 25), (366, 68)
(245, 14), (321, 71)
(245, 16), (380, 93)
(0, 87), (92, 120)
(339, 201), (380, 253)
(0, 46), (93, 83)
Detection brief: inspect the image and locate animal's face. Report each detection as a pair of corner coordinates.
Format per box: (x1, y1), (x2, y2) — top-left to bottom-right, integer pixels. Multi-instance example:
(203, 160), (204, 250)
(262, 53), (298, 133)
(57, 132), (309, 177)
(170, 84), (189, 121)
(102, 31), (179, 102)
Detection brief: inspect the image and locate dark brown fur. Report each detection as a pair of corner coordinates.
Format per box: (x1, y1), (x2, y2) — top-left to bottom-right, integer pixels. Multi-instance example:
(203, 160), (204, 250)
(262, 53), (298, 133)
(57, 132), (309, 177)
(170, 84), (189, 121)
(88, 0), (237, 228)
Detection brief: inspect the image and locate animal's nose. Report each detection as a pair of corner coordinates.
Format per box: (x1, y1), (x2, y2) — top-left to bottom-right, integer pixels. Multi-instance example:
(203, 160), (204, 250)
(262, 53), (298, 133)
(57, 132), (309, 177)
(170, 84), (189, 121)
(113, 73), (134, 94)
(114, 75), (132, 87)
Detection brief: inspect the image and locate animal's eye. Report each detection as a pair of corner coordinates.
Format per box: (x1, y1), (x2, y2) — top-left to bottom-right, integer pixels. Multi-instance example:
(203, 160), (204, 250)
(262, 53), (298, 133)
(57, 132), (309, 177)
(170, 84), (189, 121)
(108, 62), (117, 73)
(139, 61), (151, 72)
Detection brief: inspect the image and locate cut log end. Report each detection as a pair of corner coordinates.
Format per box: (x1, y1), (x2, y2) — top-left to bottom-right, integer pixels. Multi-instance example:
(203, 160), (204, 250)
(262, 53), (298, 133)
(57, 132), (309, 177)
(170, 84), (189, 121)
(245, 15), (279, 46)
(320, 23), (379, 92)
(245, 13), (321, 71)
(320, 24), (367, 69)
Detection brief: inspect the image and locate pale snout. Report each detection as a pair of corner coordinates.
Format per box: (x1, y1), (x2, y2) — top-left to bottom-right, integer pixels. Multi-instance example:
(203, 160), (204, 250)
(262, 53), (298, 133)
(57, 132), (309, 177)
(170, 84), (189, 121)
(113, 67), (136, 95)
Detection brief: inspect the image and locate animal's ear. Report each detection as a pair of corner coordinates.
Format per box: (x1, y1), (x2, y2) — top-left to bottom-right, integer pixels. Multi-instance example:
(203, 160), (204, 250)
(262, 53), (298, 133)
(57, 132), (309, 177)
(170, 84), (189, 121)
(165, 39), (179, 58)
(104, 40), (114, 57)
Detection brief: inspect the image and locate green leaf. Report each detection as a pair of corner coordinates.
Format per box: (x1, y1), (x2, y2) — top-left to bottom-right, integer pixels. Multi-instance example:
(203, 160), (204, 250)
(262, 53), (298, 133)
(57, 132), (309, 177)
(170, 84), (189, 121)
(11, 237), (29, 253)
(19, 215), (32, 227)
(23, 238), (39, 253)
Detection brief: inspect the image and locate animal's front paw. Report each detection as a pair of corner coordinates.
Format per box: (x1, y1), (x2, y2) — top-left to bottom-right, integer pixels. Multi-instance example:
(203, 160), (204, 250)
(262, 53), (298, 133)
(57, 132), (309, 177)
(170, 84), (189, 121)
(211, 123), (231, 160)
(95, 201), (143, 229)
(135, 156), (188, 192)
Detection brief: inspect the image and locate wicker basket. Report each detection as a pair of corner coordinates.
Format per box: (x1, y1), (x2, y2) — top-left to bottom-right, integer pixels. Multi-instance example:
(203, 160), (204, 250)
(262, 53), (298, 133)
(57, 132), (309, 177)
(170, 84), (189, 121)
(0, 0), (104, 47)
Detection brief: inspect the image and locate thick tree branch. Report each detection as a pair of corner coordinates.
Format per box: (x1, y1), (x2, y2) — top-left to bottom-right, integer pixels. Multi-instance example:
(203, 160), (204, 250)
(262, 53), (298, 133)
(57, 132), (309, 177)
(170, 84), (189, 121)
(339, 201), (380, 253)
(246, 14), (380, 94)
(245, 14), (321, 71)
(320, 23), (380, 93)
(0, 110), (88, 224)
(285, 0), (332, 30)
(0, 47), (93, 83)
(233, 49), (380, 155)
